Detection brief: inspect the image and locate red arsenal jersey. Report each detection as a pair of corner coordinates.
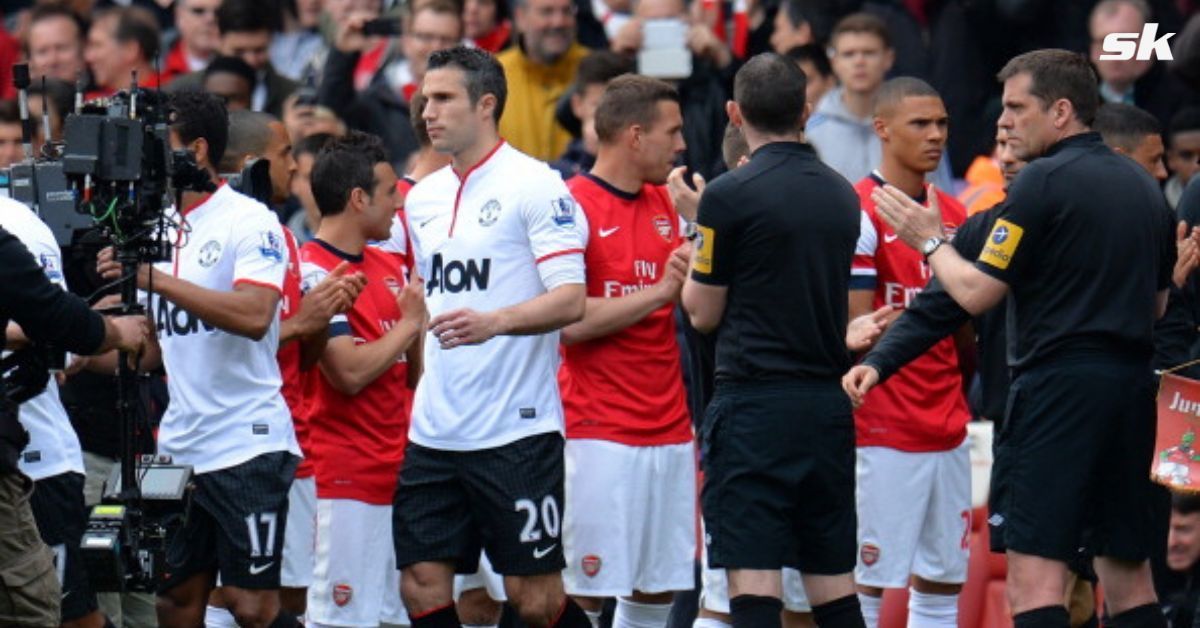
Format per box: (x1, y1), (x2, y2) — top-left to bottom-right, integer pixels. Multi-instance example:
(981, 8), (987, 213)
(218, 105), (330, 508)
(559, 174), (692, 446)
(300, 239), (412, 504)
(851, 174), (969, 452)
(373, 176), (417, 272)
(277, 227), (314, 478)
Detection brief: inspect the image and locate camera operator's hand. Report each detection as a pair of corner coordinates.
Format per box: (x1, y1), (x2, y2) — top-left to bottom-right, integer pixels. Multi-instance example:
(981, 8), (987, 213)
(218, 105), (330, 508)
(335, 11), (381, 53)
(96, 246), (152, 290)
(103, 314), (150, 353)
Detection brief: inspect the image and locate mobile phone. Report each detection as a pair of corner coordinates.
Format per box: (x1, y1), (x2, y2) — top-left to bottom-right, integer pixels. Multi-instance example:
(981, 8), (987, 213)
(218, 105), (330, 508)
(638, 18), (691, 79)
(361, 18), (403, 37)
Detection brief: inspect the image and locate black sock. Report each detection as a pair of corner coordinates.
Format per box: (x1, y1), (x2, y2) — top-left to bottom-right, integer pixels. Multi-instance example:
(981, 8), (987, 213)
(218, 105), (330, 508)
(1107, 603), (1167, 628)
(550, 596), (592, 627)
(1014, 606), (1070, 628)
(412, 602), (463, 628)
(267, 611), (302, 628)
(730, 594), (783, 628)
(812, 594), (866, 628)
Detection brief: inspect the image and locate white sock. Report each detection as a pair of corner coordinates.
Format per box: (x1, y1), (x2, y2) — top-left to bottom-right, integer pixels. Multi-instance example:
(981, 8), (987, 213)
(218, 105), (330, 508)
(858, 593), (882, 628)
(203, 604), (238, 628)
(613, 598), (673, 628)
(585, 608), (603, 628)
(692, 618), (732, 628)
(907, 589), (958, 628)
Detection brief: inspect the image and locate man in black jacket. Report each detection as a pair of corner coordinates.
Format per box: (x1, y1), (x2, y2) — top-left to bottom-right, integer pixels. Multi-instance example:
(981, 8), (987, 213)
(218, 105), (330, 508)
(0, 225), (149, 627)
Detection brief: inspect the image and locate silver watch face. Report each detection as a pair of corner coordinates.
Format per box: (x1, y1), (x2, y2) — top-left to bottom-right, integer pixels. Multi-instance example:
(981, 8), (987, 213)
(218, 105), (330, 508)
(922, 237), (941, 255)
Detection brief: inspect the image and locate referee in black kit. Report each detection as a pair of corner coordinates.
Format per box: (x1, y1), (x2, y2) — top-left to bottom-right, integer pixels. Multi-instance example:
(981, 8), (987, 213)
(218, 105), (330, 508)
(682, 53), (866, 628)
(874, 49), (1175, 628)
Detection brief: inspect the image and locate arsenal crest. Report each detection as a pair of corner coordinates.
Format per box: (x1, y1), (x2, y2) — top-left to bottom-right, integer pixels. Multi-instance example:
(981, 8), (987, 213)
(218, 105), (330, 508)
(653, 215), (672, 241)
(860, 543), (880, 566)
(333, 582), (353, 607)
(581, 554), (602, 577)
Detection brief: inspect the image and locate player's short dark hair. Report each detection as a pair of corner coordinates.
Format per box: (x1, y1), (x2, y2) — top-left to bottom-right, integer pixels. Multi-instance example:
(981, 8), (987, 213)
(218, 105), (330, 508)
(1169, 106), (1200, 142)
(28, 3), (87, 44)
(1173, 490), (1200, 515)
(593, 75), (678, 143)
(426, 46), (507, 123)
(997, 49), (1100, 127)
(785, 43), (832, 78)
(204, 55), (257, 86)
(170, 91), (229, 170)
(1093, 103), (1161, 153)
(294, 132), (335, 159)
(874, 76), (941, 117)
(221, 110), (275, 172)
(830, 12), (891, 51)
(734, 52), (806, 136)
(98, 6), (160, 62)
(574, 51), (634, 90)
(779, 0), (834, 46)
(217, 0), (275, 35)
(0, 99), (19, 125)
(722, 123), (749, 169)
(311, 131), (390, 217)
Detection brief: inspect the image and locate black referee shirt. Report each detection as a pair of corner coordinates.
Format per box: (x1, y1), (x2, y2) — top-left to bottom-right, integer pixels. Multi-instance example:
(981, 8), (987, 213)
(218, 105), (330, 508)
(974, 132), (1174, 370)
(863, 207), (1009, 421)
(691, 141), (860, 382)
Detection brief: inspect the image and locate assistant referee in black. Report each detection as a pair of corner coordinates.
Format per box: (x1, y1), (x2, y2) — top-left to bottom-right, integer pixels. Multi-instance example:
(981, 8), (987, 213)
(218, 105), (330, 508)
(681, 53), (865, 628)
(873, 49), (1175, 628)
(0, 225), (148, 626)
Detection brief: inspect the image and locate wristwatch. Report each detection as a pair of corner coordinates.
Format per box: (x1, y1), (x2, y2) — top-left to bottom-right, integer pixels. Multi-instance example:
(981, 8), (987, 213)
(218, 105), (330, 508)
(920, 236), (946, 259)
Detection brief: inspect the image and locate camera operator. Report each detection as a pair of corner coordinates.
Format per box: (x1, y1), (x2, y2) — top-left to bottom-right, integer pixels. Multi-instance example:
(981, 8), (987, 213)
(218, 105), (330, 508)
(0, 222), (148, 626)
(1, 195), (113, 628)
(97, 91), (304, 628)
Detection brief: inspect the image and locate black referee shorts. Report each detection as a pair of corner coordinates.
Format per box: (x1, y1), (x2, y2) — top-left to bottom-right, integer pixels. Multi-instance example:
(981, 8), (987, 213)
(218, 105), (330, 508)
(392, 432), (565, 577)
(700, 380), (857, 575)
(989, 355), (1156, 562)
(29, 472), (98, 621)
(159, 451), (298, 593)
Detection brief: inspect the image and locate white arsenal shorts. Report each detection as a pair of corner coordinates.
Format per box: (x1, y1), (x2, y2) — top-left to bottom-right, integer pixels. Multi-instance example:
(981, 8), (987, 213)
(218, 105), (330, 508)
(563, 439), (696, 597)
(281, 476), (316, 588)
(307, 499), (407, 627)
(855, 441), (971, 588)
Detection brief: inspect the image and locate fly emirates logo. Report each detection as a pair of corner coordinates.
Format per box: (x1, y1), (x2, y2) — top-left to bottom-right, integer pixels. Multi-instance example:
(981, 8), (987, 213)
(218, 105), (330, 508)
(881, 262), (932, 308)
(604, 260), (659, 297)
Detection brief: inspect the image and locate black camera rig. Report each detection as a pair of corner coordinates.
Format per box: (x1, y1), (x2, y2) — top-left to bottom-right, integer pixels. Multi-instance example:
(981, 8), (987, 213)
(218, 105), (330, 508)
(1, 65), (214, 593)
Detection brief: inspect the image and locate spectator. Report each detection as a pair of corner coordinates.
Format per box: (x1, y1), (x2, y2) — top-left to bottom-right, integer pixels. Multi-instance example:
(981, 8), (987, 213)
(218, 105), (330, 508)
(1161, 492), (1200, 627)
(957, 136), (1007, 217)
(161, 0), (219, 84)
(769, 0), (835, 53)
(169, 0), (299, 118)
(83, 6), (161, 98)
(608, 0), (734, 178)
(575, 0), (633, 49)
(203, 55), (256, 111)
(286, 132), (335, 244)
(25, 3), (87, 85)
(466, 0), (514, 52)
(497, 0), (590, 161)
(0, 100), (24, 168)
(1167, 107), (1200, 211)
(805, 13), (893, 184)
(318, 0), (462, 171)
(550, 50), (632, 179)
(283, 93), (347, 144)
(26, 78), (73, 148)
(786, 43), (834, 116)
(1094, 102), (1169, 181)
(270, 0), (325, 81)
(1088, 0), (1200, 129)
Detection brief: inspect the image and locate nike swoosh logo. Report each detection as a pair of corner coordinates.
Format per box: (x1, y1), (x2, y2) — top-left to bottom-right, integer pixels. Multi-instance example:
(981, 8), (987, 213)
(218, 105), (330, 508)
(248, 562), (274, 575)
(532, 544), (557, 559)
(599, 227), (620, 238)
(883, 233), (899, 243)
